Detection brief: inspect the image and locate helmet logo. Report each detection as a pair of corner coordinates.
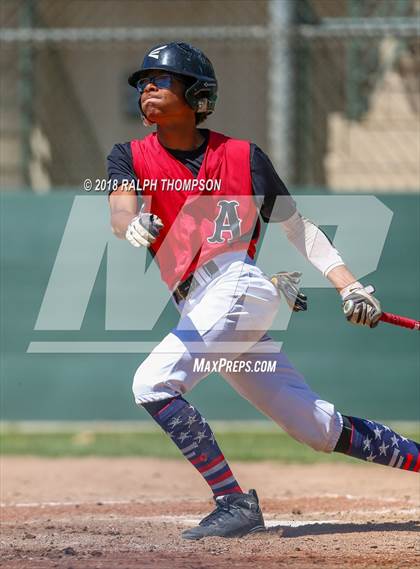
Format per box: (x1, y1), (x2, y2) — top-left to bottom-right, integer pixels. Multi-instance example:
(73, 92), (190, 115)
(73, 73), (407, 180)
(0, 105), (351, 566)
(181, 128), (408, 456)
(148, 45), (167, 60)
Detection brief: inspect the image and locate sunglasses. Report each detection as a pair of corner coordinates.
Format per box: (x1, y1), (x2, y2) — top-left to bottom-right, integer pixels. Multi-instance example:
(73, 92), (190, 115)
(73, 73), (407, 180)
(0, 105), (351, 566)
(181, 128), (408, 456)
(136, 73), (184, 94)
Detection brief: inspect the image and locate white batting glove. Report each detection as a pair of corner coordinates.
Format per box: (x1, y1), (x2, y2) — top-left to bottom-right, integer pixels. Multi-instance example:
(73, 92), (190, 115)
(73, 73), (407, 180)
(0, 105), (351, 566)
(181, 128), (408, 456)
(341, 283), (382, 328)
(125, 207), (164, 248)
(270, 271), (308, 312)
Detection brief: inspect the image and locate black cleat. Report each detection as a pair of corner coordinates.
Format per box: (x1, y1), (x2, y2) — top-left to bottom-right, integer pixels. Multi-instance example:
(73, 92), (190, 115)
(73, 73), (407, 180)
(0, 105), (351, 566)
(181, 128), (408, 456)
(182, 489), (265, 540)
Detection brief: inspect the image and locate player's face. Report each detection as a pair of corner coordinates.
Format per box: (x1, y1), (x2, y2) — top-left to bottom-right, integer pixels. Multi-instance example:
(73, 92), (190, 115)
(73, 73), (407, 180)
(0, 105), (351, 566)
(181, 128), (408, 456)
(139, 70), (194, 125)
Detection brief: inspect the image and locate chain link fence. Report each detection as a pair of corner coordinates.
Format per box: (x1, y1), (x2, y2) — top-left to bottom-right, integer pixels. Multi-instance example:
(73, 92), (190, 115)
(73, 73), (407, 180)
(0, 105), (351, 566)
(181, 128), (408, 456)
(0, 0), (419, 192)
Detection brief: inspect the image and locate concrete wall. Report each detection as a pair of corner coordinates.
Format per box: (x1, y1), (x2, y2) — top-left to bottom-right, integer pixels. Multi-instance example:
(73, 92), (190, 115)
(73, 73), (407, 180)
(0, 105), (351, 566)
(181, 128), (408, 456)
(1, 192), (418, 421)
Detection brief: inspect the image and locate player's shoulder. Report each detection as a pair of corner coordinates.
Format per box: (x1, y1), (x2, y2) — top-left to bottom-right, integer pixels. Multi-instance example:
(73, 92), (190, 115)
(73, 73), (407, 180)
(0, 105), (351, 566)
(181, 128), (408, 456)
(107, 141), (132, 162)
(213, 130), (250, 143)
(249, 143), (274, 166)
(209, 130), (251, 152)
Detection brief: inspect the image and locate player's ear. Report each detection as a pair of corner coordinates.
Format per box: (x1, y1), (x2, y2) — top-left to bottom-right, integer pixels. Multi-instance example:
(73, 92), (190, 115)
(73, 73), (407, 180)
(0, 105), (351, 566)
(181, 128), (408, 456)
(197, 99), (208, 112)
(138, 99), (154, 127)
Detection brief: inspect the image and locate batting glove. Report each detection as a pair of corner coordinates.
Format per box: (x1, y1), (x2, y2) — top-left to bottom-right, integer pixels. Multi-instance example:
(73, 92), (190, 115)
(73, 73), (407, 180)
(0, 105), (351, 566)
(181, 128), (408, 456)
(341, 283), (382, 328)
(125, 207), (164, 248)
(270, 271), (308, 312)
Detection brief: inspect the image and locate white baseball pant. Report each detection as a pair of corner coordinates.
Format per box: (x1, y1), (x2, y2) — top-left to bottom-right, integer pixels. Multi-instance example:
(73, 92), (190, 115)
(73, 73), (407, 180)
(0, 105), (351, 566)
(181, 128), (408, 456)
(132, 251), (343, 452)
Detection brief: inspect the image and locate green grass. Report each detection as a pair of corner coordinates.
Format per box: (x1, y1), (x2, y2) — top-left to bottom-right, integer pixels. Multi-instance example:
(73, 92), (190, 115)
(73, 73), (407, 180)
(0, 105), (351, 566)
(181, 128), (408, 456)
(1, 430), (418, 463)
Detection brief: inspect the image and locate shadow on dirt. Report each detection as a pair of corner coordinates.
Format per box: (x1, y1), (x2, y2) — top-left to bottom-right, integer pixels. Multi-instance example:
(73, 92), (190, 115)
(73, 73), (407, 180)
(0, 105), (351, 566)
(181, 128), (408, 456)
(267, 520), (420, 538)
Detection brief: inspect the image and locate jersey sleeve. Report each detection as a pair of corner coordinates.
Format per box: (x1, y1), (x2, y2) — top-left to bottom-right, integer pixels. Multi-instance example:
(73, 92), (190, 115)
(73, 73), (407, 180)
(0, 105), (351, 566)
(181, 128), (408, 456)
(250, 144), (296, 222)
(106, 142), (138, 194)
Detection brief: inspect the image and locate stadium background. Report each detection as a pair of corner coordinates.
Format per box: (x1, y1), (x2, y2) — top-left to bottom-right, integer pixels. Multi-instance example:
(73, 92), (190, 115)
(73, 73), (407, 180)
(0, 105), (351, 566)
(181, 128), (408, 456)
(1, 0), (419, 424)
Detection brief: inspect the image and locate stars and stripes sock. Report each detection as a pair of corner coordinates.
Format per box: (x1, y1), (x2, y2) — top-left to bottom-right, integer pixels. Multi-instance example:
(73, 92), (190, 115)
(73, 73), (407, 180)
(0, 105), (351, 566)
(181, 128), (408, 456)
(334, 415), (420, 472)
(143, 397), (243, 496)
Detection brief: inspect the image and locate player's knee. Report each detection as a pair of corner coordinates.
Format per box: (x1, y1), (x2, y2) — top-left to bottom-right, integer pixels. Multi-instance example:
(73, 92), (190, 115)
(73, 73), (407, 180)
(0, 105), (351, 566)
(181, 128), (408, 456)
(132, 366), (149, 406)
(132, 364), (183, 406)
(280, 407), (342, 454)
(304, 436), (333, 453)
(132, 362), (161, 405)
(292, 430), (335, 453)
(301, 410), (343, 453)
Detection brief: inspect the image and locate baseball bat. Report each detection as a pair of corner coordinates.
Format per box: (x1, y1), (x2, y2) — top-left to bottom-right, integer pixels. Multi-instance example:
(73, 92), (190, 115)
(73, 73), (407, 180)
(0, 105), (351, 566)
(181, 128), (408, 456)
(349, 285), (419, 331)
(379, 312), (420, 331)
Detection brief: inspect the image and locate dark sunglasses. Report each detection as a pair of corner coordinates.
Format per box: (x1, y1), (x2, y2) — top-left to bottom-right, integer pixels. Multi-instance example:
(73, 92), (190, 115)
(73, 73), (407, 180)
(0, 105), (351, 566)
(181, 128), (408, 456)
(136, 73), (184, 94)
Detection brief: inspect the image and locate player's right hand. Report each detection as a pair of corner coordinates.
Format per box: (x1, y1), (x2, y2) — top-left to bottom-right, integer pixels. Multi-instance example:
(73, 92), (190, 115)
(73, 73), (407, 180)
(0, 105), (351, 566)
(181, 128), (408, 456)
(342, 284), (382, 328)
(125, 208), (164, 248)
(270, 271), (307, 312)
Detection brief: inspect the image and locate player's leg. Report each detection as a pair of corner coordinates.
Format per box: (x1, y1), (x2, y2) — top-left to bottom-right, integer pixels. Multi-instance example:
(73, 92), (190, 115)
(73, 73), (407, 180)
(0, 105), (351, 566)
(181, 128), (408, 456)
(334, 415), (420, 471)
(133, 349), (264, 539)
(132, 254), (280, 406)
(132, 332), (244, 499)
(143, 395), (242, 496)
(131, 256), (272, 538)
(222, 337), (420, 471)
(221, 337), (342, 453)
(141, 395), (264, 539)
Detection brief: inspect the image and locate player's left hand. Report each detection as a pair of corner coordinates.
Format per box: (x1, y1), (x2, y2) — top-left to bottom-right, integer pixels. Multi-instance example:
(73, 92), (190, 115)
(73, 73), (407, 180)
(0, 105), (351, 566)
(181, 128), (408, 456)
(270, 271), (307, 312)
(342, 284), (382, 328)
(125, 206), (164, 248)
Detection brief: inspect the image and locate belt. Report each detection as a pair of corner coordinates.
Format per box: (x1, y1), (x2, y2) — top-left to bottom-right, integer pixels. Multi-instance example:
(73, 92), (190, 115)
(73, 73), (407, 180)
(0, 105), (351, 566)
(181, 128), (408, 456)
(173, 260), (219, 303)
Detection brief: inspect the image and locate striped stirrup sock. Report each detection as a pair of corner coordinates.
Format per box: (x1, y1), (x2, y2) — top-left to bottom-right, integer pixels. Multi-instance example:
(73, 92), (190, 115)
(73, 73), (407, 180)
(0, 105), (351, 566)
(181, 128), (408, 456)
(336, 415), (420, 472)
(147, 397), (243, 496)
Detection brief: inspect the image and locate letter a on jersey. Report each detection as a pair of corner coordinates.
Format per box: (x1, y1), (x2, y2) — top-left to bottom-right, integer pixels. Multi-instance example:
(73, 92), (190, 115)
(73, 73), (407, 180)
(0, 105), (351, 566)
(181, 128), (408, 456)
(208, 200), (242, 243)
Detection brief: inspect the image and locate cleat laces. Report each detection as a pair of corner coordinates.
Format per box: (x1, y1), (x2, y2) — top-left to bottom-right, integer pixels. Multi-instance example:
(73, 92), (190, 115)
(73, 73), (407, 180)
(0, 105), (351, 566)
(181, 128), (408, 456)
(199, 499), (237, 527)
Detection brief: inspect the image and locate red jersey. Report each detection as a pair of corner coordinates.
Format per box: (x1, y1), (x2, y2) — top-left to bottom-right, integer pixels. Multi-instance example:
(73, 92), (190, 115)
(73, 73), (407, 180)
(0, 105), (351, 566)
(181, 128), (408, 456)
(131, 130), (260, 289)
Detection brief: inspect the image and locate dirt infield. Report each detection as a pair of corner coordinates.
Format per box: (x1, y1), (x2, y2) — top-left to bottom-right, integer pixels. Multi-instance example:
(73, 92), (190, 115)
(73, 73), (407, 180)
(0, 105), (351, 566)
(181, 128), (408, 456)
(1, 457), (419, 568)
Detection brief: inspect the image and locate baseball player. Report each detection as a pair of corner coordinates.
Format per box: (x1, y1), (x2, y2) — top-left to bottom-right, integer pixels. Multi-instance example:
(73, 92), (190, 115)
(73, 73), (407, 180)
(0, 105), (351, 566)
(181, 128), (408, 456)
(108, 42), (419, 540)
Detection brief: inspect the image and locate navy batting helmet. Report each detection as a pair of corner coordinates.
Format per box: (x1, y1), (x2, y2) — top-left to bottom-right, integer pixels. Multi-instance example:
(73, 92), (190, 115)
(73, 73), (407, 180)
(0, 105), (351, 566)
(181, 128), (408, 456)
(128, 42), (218, 114)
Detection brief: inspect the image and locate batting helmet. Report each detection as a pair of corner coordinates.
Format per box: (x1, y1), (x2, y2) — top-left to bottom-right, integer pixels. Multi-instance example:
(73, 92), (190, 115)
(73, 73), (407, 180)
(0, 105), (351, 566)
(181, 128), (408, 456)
(128, 42), (218, 114)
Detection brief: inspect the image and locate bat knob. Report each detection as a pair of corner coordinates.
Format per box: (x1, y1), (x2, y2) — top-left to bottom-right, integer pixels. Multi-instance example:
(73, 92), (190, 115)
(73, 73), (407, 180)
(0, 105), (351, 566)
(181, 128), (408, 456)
(343, 299), (354, 316)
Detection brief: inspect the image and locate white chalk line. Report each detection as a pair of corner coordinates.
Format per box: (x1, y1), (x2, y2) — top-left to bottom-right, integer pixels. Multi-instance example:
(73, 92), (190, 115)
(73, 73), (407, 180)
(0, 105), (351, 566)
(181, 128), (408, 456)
(1, 493), (418, 509)
(0, 498), (202, 508)
(1, 498), (418, 524)
(2, 512), (420, 530)
(150, 516), (343, 528)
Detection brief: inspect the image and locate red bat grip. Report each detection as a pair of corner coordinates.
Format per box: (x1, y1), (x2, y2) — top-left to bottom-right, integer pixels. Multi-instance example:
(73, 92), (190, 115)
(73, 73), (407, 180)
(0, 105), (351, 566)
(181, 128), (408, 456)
(380, 312), (420, 330)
